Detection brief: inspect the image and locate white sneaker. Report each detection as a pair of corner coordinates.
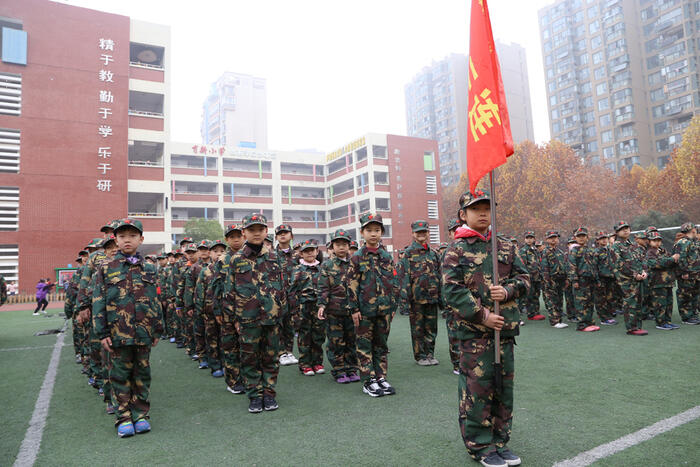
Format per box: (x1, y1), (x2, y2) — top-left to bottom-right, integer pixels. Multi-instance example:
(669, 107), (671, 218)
(287, 353), (299, 365)
(278, 354), (289, 365)
(32, 312), (40, 316)
(553, 322), (569, 329)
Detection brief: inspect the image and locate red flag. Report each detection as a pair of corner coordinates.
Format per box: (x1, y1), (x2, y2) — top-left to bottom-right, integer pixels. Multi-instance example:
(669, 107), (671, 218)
(466, 0), (514, 194)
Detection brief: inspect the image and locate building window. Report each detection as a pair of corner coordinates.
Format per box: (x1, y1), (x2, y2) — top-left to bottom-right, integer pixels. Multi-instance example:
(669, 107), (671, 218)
(594, 67), (605, 80)
(428, 225), (440, 244)
(0, 243), (19, 282)
(601, 130), (613, 144)
(425, 176), (437, 194)
(603, 146), (615, 159)
(0, 72), (21, 116)
(427, 200), (439, 219)
(595, 82), (607, 96)
(1, 22), (27, 66)
(423, 151), (435, 171)
(0, 128), (19, 172)
(599, 114), (611, 127)
(0, 186), (19, 231)
(597, 98), (610, 111)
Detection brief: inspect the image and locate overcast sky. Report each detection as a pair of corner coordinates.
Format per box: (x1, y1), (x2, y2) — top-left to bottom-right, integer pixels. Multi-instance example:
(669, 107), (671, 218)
(63, 0), (554, 152)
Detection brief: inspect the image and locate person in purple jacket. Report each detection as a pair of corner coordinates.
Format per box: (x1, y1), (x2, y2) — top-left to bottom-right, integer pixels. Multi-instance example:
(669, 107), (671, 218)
(33, 278), (55, 316)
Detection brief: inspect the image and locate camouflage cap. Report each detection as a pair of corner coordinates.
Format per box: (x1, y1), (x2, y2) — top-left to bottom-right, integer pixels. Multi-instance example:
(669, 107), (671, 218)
(300, 239), (318, 251)
(196, 240), (210, 250)
(210, 239), (227, 249)
(100, 221), (114, 233)
(567, 236), (575, 244)
(265, 234), (275, 243)
(174, 248), (184, 256)
(680, 222), (694, 233)
(275, 224), (293, 235)
(145, 254), (157, 261)
(243, 213), (268, 229)
(78, 249), (89, 256)
(86, 237), (104, 249)
(614, 221), (630, 232)
(535, 240), (543, 246)
(545, 230), (560, 238)
(184, 243), (197, 252)
(634, 232), (647, 240)
(114, 218), (143, 234)
(331, 228), (352, 242)
(349, 240), (359, 249)
(510, 237), (518, 243)
(165, 251), (174, 257)
(459, 189), (491, 210)
(102, 234), (117, 248)
(156, 254), (166, 259)
(225, 223), (243, 237)
(645, 226), (658, 235)
(574, 226), (588, 236)
(438, 242), (449, 249)
(595, 230), (607, 240)
(411, 220), (430, 232)
(647, 231), (662, 240)
(180, 236), (193, 246)
(359, 212), (384, 229)
(523, 230), (535, 238)
(447, 218), (460, 231)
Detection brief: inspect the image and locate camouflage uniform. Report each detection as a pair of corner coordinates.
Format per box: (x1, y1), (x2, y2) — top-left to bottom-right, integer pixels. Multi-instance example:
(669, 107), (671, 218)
(275, 224), (298, 357)
(518, 232), (542, 318)
(170, 254), (188, 345)
(289, 240), (325, 370)
(673, 223), (699, 322)
(318, 231), (358, 377)
(567, 227), (598, 329)
(92, 226), (163, 426)
(348, 214), (398, 384)
(224, 214), (286, 400)
(156, 259), (171, 336)
(441, 190), (530, 460)
(63, 265), (83, 355)
(398, 222), (442, 363)
(645, 235), (676, 326)
(196, 256), (222, 371)
(564, 239), (577, 321)
(611, 222), (646, 332)
(593, 233), (616, 322)
(540, 231), (567, 325)
(215, 236), (243, 390)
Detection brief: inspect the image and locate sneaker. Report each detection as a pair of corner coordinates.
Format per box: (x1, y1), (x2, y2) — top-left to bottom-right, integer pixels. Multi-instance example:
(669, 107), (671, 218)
(667, 323), (680, 329)
(528, 314), (546, 321)
(198, 361), (209, 370)
(347, 372), (361, 382)
(134, 418), (151, 434)
(362, 379), (384, 397)
(32, 312), (40, 316)
(191, 354), (199, 361)
(417, 358), (431, 366)
(655, 323), (674, 330)
(453, 368), (460, 375)
(480, 450), (506, 467)
(627, 329), (649, 336)
(80, 368), (88, 375)
(106, 403), (115, 415)
(376, 377), (396, 395)
(287, 353), (299, 365)
(211, 369), (224, 378)
(600, 319), (617, 325)
(579, 325), (600, 332)
(226, 383), (245, 395)
(263, 395), (279, 411)
(88, 377), (95, 386)
(117, 421), (135, 438)
(682, 318), (700, 325)
(553, 322), (568, 329)
(498, 448), (522, 466)
(248, 397), (263, 413)
(428, 356), (439, 365)
(568, 317), (580, 322)
(98, 387), (104, 396)
(335, 373), (350, 384)
(169, 337), (176, 343)
(301, 367), (315, 376)
(518, 320), (525, 326)
(176, 342), (184, 348)
(74, 354), (82, 364)
(313, 365), (325, 374)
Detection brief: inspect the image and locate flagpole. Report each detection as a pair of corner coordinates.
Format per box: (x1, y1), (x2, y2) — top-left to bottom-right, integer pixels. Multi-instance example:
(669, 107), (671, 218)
(489, 170), (503, 393)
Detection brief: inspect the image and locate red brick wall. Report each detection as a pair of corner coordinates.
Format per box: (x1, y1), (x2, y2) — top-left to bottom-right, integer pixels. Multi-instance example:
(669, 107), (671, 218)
(0, 0), (130, 292)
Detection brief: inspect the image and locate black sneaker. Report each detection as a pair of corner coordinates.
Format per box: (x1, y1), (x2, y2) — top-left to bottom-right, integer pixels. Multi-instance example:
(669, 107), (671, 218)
(263, 395), (278, 411)
(498, 448), (521, 466)
(248, 397), (263, 413)
(362, 379), (384, 397)
(376, 377), (396, 395)
(226, 383), (245, 395)
(682, 318), (700, 325)
(480, 450), (506, 467)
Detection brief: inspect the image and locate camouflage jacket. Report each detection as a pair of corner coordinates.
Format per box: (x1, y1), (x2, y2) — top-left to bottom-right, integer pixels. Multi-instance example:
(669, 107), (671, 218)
(518, 245), (541, 282)
(184, 260), (207, 312)
(224, 244), (286, 327)
(92, 252), (163, 347)
(673, 237), (700, 276)
(317, 256), (353, 316)
(63, 269), (83, 318)
(442, 234), (530, 340)
(171, 258), (188, 308)
(289, 262), (322, 310)
(567, 244), (597, 282)
(645, 247), (676, 288)
(195, 262), (216, 316)
(276, 246), (298, 287)
(348, 245), (398, 317)
(157, 265), (171, 299)
(612, 239), (645, 280)
(77, 250), (107, 311)
(594, 246), (615, 278)
(0, 276), (5, 306)
(211, 247), (237, 317)
(398, 240), (442, 306)
(540, 246), (566, 282)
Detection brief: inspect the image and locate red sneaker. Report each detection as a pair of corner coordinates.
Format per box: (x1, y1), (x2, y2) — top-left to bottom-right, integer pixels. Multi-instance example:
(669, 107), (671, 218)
(627, 329), (649, 336)
(313, 365), (325, 374)
(301, 367), (315, 376)
(581, 325), (600, 332)
(532, 314), (546, 320)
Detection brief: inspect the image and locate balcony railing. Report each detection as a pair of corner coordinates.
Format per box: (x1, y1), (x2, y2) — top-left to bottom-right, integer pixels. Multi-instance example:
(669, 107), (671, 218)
(128, 212), (164, 217)
(129, 61), (164, 70)
(128, 160), (164, 167)
(129, 109), (164, 118)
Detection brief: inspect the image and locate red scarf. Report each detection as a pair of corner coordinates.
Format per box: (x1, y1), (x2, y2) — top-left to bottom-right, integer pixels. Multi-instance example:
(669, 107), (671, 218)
(454, 225), (491, 242)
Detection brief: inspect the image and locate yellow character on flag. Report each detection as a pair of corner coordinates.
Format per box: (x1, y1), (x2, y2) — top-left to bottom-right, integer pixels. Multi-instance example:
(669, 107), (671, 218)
(468, 88), (501, 142)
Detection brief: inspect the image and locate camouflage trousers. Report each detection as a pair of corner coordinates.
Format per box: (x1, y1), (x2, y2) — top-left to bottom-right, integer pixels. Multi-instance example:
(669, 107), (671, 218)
(298, 302), (325, 369)
(542, 276), (566, 325)
(101, 347), (113, 404)
(593, 277), (616, 321)
(109, 345), (152, 426)
(676, 278), (699, 321)
(239, 324), (280, 399)
(194, 311), (206, 357)
(182, 312), (194, 353)
(203, 309), (222, 371)
(325, 313), (358, 377)
(356, 313), (390, 383)
(459, 337), (514, 459)
(220, 312), (241, 389)
(564, 281), (576, 320)
(279, 304), (297, 356)
(573, 278), (596, 329)
(160, 298), (170, 336)
(618, 278), (643, 331)
(72, 318), (84, 357)
(519, 280), (541, 318)
(444, 312), (460, 371)
(649, 287), (673, 325)
(408, 302), (438, 361)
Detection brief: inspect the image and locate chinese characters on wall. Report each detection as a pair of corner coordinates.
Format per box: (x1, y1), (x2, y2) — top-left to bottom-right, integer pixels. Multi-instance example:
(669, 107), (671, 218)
(96, 37), (115, 192)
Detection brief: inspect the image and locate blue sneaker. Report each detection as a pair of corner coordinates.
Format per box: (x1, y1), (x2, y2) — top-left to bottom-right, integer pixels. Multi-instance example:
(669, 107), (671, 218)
(98, 387), (104, 396)
(655, 323), (673, 330)
(198, 360), (209, 369)
(600, 319), (617, 325)
(668, 323), (680, 329)
(88, 377), (95, 386)
(134, 418), (151, 434)
(211, 369), (224, 378)
(169, 337), (176, 343)
(117, 421), (135, 438)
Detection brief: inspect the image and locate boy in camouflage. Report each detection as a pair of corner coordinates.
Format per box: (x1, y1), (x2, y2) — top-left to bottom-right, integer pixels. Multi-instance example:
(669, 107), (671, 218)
(275, 224), (300, 366)
(224, 213), (286, 413)
(96, 235), (119, 414)
(442, 190), (529, 467)
(317, 229), (359, 383)
(187, 240), (211, 367)
(289, 239), (325, 375)
(93, 219), (163, 438)
(646, 231), (680, 330)
(568, 227), (600, 332)
(673, 223), (699, 324)
(518, 231), (544, 321)
(540, 231), (568, 329)
(398, 220), (442, 366)
(348, 213), (398, 397)
(443, 218), (462, 374)
(564, 237), (577, 321)
(176, 243), (199, 356)
(593, 231), (617, 325)
(611, 221), (649, 335)
(196, 239), (227, 376)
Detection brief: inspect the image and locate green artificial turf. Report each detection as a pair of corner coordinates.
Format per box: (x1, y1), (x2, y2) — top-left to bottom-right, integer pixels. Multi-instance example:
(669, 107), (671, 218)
(2, 305), (699, 466)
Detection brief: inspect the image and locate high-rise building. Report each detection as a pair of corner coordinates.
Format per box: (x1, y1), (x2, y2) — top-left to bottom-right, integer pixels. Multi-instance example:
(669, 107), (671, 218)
(200, 72), (268, 150)
(405, 50), (533, 187)
(538, 0), (699, 172)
